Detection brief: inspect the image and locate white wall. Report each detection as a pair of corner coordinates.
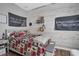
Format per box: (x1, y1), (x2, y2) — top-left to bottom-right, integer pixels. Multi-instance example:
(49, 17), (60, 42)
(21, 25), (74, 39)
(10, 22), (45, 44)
(0, 3), (79, 49)
(0, 3), (28, 37)
(27, 3), (79, 49)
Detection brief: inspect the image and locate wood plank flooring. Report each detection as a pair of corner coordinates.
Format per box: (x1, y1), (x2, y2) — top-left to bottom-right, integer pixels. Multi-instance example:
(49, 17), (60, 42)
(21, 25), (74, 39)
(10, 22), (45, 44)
(54, 48), (70, 56)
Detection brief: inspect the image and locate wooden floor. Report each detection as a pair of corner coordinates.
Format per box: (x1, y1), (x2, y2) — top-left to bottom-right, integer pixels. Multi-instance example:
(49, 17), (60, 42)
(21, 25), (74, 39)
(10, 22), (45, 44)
(54, 48), (70, 56)
(2, 48), (70, 56)
(7, 50), (21, 56)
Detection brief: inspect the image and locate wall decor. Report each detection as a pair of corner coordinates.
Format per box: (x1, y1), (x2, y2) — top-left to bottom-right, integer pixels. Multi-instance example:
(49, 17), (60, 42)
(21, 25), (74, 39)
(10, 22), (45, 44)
(8, 12), (26, 27)
(29, 22), (32, 26)
(0, 14), (7, 24)
(36, 16), (44, 24)
(55, 15), (79, 31)
(38, 24), (46, 32)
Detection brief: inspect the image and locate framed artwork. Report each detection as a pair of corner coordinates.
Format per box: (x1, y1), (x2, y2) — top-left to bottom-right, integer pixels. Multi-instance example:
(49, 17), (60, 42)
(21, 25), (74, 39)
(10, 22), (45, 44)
(8, 12), (27, 27)
(36, 16), (44, 24)
(55, 15), (79, 31)
(0, 14), (7, 24)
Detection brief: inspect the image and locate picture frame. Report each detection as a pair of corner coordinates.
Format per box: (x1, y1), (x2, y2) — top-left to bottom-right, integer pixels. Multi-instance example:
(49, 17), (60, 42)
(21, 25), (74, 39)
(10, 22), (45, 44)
(55, 15), (79, 31)
(8, 12), (26, 27)
(36, 16), (44, 24)
(0, 14), (7, 24)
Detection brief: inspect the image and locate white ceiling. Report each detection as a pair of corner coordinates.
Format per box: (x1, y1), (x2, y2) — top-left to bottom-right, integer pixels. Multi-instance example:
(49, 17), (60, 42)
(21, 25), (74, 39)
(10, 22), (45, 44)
(15, 3), (50, 11)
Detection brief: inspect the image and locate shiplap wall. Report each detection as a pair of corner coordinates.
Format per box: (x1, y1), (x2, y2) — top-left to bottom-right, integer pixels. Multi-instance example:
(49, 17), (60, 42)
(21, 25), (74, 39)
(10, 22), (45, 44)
(0, 3), (28, 38)
(27, 3), (79, 49)
(0, 3), (79, 49)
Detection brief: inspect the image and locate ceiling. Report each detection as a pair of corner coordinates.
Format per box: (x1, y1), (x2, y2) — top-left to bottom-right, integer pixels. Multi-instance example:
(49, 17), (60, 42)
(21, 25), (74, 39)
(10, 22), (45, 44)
(15, 3), (50, 11)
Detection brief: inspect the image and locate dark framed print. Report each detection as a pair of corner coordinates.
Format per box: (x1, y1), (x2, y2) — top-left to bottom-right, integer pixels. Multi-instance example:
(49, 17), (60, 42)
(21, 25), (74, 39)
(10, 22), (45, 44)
(55, 15), (79, 31)
(8, 12), (27, 27)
